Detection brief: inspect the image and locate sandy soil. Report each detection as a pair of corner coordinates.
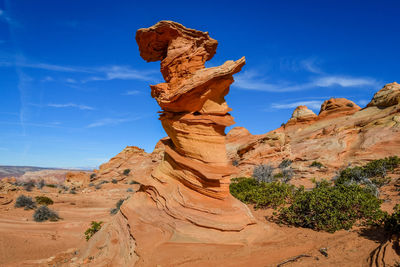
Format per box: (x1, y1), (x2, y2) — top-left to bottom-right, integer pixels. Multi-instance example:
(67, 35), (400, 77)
(0, 173), (398, 267)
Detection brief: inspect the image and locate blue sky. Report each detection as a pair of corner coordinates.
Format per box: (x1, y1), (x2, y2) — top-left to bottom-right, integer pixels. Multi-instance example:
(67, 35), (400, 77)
(0, 0), (399, 168)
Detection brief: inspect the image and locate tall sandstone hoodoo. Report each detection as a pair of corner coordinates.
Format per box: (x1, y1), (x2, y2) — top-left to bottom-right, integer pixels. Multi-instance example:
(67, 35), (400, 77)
(73, 21), (260, 266)
(135, 21), (243, 199)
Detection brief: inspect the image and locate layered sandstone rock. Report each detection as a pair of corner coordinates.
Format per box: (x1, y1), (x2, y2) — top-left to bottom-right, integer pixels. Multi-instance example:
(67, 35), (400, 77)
(135, 20), (246, 199)
(75, 21), (260, 266)
(228, 85), (400, 181)
(318, 98), (361, 118)
(286, 105), (317, 126)
(367, 82), (400, 108)
(95, 146), (155, 182)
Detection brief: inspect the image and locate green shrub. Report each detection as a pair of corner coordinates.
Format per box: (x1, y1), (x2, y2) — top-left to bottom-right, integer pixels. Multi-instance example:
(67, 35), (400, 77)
(230, 178), (295, 209)
(110, 199), (125, 215)
(111, 179), (118, 184)
(45, 184), (57, 188)
(33, 206), (59, 222)
(127, 188), (134, 193)
(278, 180), (385, 232)
(123, 169), (131, 176)
(90, 173), (96, 181)
(85, 221), (103, 241)
(15, 195), (37, 210)
(35, 196), (54, 205)
(384, 204), (400, 235)
(310, 161), (324, 168)
(129, 180), (139, 185)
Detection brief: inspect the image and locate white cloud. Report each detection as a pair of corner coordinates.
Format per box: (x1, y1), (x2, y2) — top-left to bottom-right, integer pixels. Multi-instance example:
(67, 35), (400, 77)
(0, 9), (20, 27)
(234, 69), (378, 92)
(84, 66), (157, 83)
(48, 103), (94, 110)
(300, 58), (322, 74)
(41, 76), (54, 82)
(66, 78), (77, 83)
(87, 118), (130, 128)
(86, 116), (144, 128)
(0, 59), (158, 83)
(271, 100), (324, 111)
(123, 90), (140, 95)
(313, 76), (377, 87)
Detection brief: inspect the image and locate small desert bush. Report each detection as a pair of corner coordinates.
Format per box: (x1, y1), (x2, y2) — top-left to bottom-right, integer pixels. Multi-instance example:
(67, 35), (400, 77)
(69, 188), (77, 194)
(23, 180), (35, 191)
(279, 159), (292, 169)
(45, 184), (57, 188)
(384, 204), (400, 235)
(89, 182), (94, 187)
(111, 179), (118, 184)
(129, 180), (139, 185)
(127, 188), (134, 192)
(15, 195), (37, 210)
(36, 180), (46, 189)
(334, 156), (399, 195)
(278, 180), (385, 233)
(310, 161), (324, 168)
(90, 173), (96, 181)
(230, 178), (295, 209)
(110, 199), (125, 215)
(95, 184), (102, 190)
(85, 221), (103, 241)
(253, 164), (275, 183)
(35, 196), (54, 205)
(33, 206), (60, 222)
(123, 169), (131, 176)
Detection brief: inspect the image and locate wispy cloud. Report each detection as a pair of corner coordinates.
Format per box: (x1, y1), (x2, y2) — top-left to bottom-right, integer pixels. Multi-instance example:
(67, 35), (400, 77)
(0, 59), (158, 83)
(87, 116), (143, 128)
(300, 58), (323, 74)
(271, 100), (324, 111)
(234, 70), (378, 92)
(48, 103), (95, 110)
(0, 9), (18, 26)
(84, 66), (157, 83)
(123, 90), (140, 95)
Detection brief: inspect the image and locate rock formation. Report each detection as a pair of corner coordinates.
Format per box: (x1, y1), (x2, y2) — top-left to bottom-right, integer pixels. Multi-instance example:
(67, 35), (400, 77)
(74, 21), (261, 266)
(228, 85), (400, 180)
(318, 98), (360, 118)
(136, 20), (244, 199)
(367, 81), (400, 108)
(285, 105), (317, 126)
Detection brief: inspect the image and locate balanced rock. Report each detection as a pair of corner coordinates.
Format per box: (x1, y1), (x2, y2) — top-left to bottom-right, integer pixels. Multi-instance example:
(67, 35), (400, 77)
(367, 82), (400, 108)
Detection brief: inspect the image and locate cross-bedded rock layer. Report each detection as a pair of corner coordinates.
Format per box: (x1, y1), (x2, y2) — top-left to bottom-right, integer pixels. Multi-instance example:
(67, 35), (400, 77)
(136, 21), (245, 199)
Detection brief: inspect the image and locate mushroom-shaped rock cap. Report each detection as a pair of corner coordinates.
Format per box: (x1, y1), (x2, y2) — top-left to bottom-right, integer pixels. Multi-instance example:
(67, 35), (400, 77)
(136, 20), (218, 62)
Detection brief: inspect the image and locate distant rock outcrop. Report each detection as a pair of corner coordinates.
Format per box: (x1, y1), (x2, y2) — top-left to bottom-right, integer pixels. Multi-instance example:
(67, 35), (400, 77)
(318, 98), (361, 118)
(367, 82), (400, 108)
(286, 105), (317, 126)
(228, 83), (400, 180)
